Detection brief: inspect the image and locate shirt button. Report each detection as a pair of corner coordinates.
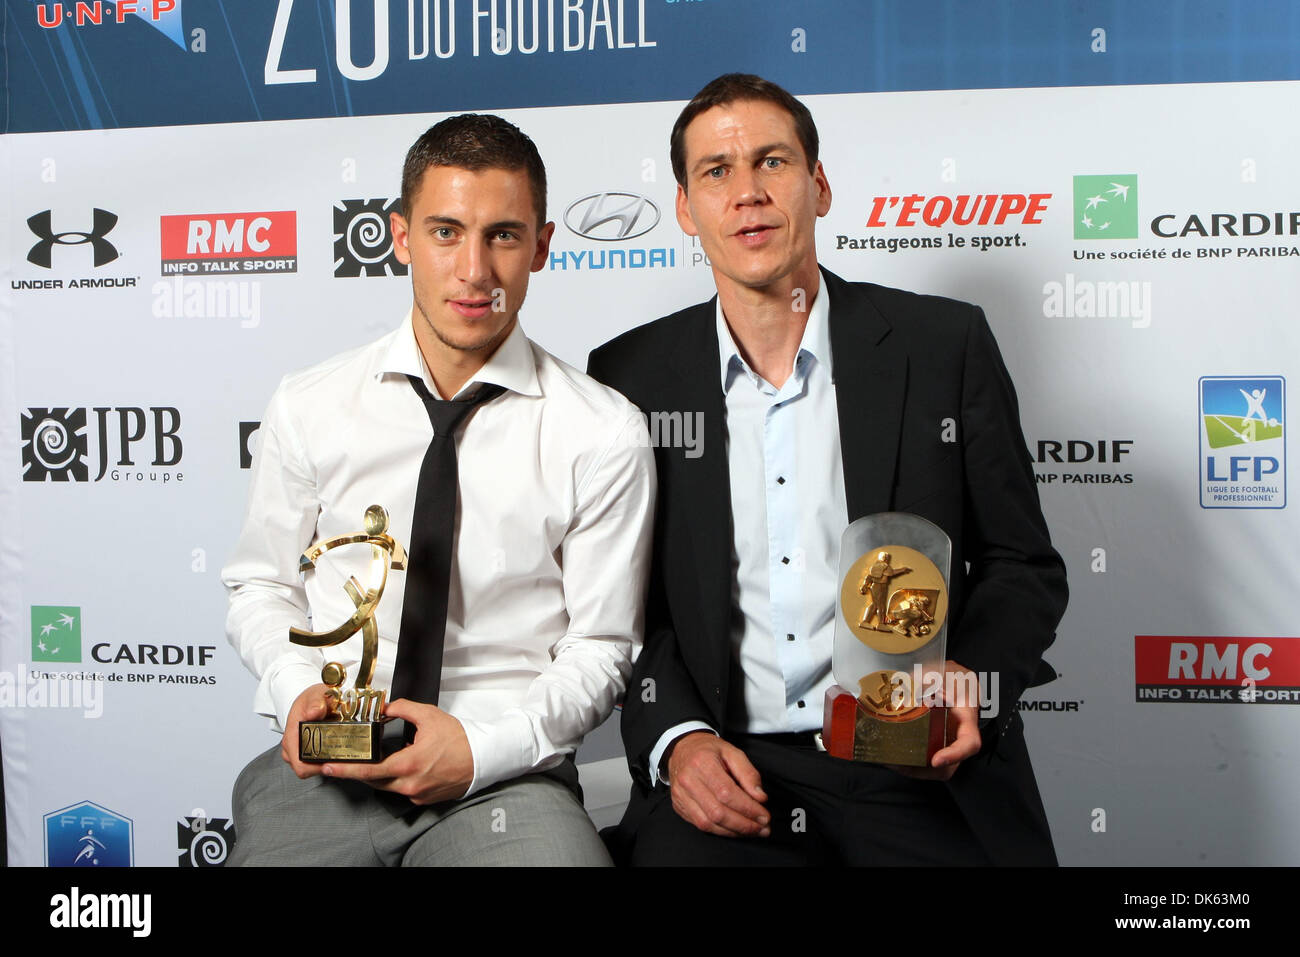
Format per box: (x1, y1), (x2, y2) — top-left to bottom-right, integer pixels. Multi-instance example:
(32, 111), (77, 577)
(797, 700), (806, 708)
(781, 556), (790, 565)
(786, 633), (795, 642)
(776, 476), (786, 485)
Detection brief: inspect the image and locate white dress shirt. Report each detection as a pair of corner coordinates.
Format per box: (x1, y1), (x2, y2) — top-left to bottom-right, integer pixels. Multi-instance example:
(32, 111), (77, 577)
(222, 313), (655, 797)
(649, 275), (848, 781)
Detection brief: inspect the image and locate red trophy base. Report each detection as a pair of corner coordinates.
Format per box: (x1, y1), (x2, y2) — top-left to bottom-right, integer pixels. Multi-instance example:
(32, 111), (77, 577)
(822, 685), (947, 767)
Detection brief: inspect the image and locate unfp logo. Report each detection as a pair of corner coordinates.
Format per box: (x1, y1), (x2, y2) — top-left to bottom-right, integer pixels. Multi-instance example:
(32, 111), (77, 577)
(20, 406), (183, 483)
(31, 606), (82, 662)
(1200, 376), (1285, 508)
(1072, 175), (1138, 240)
(36, 1), (177, 31)
(44, 801), (134, 867)
(27, 209), (119, 268)
(334, 199), (407, 278)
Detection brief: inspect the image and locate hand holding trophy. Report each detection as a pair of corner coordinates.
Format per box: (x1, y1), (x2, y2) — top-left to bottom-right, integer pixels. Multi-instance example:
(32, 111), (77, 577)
(290, 505), (406, 763)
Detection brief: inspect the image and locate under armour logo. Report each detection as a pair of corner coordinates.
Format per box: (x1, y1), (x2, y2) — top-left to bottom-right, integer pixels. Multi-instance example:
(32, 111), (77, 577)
(27, 209), (120, 268)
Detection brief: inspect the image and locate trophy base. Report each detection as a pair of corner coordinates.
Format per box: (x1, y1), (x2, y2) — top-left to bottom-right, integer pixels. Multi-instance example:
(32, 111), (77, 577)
(822, 685), (946, 767)
(299, 715), (392, 763)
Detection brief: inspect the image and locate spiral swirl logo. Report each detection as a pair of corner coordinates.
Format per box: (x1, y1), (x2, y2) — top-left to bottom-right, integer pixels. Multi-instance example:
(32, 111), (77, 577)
(20, 407), (89, 481)
(333, 198), (407, 278)
(177, 812), (235, 867)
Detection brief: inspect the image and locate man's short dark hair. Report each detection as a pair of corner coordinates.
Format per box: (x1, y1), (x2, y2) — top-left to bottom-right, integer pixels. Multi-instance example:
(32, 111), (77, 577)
(670, 73), (820, 188)
(401, 113), (547, 227)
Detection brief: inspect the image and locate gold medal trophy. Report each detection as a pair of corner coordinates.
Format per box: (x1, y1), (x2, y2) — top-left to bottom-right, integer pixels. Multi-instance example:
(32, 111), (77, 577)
(289, 505), (405, 763)
(821, 512), (952, 766)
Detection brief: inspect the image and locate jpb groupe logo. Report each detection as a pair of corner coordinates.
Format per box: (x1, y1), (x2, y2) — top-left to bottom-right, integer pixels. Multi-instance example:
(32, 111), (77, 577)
(177, 813), (236, 867)
(1200, 376), (1285, 508)
(31, 606), (81, 662)
(20, 408), (89, 481)
(333, 199), (407, 278)
(45, 801), (134, 867)
(1072, 175), (1138, 240)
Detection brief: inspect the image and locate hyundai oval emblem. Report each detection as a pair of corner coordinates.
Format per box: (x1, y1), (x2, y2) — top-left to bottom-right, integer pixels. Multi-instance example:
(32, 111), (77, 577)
(563, 192), (661, 241)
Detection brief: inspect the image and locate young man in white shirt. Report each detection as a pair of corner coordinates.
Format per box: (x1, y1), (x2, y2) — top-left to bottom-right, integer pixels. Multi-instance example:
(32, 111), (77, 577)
(222, 114), (655, 866)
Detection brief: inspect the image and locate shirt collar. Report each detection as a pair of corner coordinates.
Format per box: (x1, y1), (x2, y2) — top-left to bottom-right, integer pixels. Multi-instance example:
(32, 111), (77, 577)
(716, 269), (833, 393)
(377, 310), (541, 399)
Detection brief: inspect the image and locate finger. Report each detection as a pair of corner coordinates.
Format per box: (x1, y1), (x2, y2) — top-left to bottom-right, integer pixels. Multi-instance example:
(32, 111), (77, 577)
(698, 755), (768, 823)
(320, 752), (400, 783)
(932, 708), (981, 767)
(382, 698), (433, 724)
(681, 760), (770, 834)
(672, 785), (769, 838)
(718, 745), (767, 803)
(696, 748), (764, 816)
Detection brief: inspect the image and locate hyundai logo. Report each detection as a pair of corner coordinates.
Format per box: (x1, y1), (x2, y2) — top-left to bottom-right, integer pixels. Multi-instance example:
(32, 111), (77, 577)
(563, 192), (660, 241)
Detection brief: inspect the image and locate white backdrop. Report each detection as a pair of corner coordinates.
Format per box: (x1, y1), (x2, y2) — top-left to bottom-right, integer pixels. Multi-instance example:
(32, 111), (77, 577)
(3, 36), (1298, 865)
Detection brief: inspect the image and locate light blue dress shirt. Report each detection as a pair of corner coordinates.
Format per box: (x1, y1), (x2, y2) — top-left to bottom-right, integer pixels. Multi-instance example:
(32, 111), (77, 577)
(650, 275), (850, 782)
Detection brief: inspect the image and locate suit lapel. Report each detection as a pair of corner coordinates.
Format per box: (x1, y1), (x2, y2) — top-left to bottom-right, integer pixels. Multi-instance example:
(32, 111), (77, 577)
(668, 301), (733, 700)
(825, 271), (906, 521)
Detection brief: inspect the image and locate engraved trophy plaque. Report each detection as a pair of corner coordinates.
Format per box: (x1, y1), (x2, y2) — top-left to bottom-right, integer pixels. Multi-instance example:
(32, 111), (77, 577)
(290, 505), (405, 763)
(822, 512), (952, 766)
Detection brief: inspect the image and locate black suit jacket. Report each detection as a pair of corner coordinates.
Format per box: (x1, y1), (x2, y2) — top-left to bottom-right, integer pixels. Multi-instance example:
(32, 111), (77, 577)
(587, 268), (1068, 866)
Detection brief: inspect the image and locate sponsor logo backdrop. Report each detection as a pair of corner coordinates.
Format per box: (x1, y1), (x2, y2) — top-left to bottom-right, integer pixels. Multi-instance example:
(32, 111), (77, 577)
(2, 0), (1298, 866)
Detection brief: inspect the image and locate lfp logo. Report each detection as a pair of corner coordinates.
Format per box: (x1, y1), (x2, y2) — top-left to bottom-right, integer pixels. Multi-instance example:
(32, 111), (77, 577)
(44, 801), (134, 867)
(1073, 175), (1138, 240)
(1200, 376), (1285, 509)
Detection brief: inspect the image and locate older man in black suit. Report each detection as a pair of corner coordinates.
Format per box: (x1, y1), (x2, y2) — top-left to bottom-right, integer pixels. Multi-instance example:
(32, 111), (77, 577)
(588, 74), (1067, 866)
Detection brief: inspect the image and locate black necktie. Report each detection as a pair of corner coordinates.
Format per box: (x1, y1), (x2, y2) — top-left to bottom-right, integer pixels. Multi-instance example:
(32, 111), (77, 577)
(392, 376), (506, 721)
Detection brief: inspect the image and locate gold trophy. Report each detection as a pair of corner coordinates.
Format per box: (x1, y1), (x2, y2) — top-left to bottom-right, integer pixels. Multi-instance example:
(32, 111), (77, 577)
(821, 513), (951, 766)
(290, 505), (405, 762)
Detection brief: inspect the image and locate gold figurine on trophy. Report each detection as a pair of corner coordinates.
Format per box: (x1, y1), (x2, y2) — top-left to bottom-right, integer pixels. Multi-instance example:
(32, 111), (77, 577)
(289, 505), (405, 762)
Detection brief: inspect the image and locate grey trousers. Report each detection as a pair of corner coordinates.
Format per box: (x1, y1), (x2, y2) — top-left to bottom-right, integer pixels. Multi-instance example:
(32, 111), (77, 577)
(228, 746), (612, 866)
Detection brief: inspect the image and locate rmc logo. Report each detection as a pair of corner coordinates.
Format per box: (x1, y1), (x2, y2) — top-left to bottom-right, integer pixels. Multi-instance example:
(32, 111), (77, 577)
(27, 209), (119, 268)
(563, 192), (660, 241)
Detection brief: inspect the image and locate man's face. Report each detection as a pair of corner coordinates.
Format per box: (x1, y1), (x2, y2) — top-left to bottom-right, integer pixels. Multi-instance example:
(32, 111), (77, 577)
(676, 98), (830, 296)
(391, 165), (553, 359)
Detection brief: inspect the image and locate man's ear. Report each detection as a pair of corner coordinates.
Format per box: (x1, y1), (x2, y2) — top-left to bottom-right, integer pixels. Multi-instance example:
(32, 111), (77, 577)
(531, 221), (556, 272)
(390, 210), (412, 265)
(675, 184), (698, 237)
(813, 161), (832, 218)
